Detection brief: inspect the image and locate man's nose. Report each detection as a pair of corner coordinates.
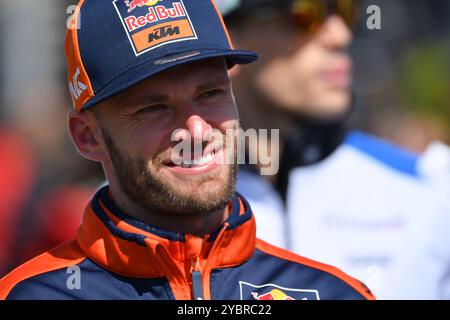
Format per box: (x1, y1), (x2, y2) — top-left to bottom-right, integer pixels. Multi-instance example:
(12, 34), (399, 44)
(185, 115), (213, 142)
(316, 15), (353, 49)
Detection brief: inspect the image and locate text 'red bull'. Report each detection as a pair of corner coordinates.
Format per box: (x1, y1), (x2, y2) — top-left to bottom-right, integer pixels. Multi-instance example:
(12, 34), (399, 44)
(125, 2), (186, 32)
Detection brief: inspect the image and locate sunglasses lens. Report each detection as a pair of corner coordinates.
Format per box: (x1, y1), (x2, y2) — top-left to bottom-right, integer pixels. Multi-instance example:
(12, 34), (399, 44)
(291, 0), (327, 34)
(291, 0), (358, 34)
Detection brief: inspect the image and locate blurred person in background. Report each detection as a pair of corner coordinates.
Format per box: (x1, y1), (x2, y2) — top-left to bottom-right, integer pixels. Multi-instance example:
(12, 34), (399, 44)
(0, 1), (100, 276)
(0, 126), (36, 276)
(0, 119), (95, 277)
(14, 186), (94, 268)
(218, 0), (450, 299)
(1, 88), (99, 275)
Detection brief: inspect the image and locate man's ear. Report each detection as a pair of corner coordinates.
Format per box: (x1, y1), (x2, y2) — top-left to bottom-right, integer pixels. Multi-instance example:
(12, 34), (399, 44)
(228, 64), (241, 79)
(67, 109), (107, 162)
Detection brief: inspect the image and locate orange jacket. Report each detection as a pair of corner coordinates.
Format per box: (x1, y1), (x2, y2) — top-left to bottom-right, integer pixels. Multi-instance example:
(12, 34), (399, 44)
(0, 186), (374, 300)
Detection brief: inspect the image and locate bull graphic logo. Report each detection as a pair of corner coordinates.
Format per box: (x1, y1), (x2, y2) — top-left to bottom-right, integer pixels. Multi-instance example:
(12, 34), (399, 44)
(252, 289), (295, 300)
(125, 0), (161, 13)
(239, 281), (320, 300)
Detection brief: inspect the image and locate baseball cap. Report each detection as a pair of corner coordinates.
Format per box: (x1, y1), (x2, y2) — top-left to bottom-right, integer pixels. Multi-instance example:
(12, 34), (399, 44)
(65, 0), (258, 111)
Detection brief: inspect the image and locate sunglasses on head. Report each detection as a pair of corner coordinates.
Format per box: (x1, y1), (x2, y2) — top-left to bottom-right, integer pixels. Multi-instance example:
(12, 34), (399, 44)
(290, 0), (359, 34)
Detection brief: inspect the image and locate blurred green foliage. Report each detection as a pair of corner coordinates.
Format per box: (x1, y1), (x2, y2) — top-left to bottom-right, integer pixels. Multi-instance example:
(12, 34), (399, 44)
(399, 42), (450, 127)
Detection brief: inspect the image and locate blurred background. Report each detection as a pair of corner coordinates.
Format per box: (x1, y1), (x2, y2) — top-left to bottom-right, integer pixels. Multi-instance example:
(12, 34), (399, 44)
(0, 0), (449, 277)
(350, 0), (450, 152)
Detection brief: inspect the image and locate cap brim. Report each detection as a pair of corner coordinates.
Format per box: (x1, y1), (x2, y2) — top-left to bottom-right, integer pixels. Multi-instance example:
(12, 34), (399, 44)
(82, 49), (258, 111)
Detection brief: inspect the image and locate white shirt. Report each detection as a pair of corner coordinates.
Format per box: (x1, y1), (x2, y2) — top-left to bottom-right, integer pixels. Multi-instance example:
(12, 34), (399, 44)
(237, 169), (286, 248)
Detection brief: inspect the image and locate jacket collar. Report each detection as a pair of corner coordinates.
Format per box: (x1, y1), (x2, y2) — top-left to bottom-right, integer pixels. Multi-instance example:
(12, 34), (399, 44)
(76, 186), (256, 278)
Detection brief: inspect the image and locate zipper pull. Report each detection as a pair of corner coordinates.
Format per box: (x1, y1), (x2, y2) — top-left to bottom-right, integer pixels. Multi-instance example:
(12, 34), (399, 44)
(191, 258), (203, 300)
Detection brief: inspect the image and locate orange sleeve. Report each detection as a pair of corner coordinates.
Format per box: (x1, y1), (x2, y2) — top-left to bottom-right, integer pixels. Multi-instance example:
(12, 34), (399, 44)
(0, 240), (86, 300)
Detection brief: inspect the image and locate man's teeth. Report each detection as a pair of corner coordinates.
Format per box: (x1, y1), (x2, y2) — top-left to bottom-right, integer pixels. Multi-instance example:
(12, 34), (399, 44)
(179, 153), (214, 168)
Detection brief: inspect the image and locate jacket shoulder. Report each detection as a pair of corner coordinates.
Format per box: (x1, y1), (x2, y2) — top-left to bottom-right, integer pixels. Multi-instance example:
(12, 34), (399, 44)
(255, 239), (375, 300)
(0, 240), (86, 300)
(344, 130), (419, 178)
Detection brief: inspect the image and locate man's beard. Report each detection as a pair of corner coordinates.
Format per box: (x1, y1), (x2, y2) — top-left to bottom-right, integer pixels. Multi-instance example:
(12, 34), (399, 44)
(101, 127), (237, 217)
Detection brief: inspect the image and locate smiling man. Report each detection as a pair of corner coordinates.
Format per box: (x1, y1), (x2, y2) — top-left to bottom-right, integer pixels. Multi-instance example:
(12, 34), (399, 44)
(86, 59), (240, 236)
(0, 0), (374, 300)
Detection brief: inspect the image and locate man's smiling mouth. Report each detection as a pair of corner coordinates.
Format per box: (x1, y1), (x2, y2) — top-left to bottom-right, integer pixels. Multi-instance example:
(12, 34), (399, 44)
(162, 145), (225, 175)
(168, 150), (216, 168)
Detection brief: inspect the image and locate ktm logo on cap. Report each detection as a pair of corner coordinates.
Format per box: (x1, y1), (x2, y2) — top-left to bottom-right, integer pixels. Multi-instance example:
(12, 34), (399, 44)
(148, 24), (180, 42)
(113, 0), (197, 56)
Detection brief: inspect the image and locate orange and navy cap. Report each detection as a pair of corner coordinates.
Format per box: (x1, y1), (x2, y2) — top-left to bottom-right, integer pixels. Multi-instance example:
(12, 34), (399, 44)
(65, 0), (258, 111)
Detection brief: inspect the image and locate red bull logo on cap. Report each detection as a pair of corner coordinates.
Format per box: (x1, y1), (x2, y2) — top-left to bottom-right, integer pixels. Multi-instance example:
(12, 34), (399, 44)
(124, 2), (186, 32)
(113, 0), (197, 56)
(239, 281), (320, 300)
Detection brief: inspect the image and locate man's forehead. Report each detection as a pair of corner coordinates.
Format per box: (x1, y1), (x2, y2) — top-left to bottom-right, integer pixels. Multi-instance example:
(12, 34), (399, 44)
(103, 58), (229, 107)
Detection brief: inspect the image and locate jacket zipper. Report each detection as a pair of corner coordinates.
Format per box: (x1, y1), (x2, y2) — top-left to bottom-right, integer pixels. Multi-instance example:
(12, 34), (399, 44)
(151, 224), (230, 300)
(191, 257), (203, 300)
(192, 224), (229, 300)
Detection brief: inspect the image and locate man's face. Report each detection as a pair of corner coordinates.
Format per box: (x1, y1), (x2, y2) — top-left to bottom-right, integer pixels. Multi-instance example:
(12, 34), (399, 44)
(234, 13), (353, 120)
(92, 58), (239, 216)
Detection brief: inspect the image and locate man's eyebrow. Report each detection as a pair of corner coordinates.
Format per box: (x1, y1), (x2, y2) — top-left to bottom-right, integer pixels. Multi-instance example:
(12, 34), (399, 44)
(117, 77), (229, 109)
(196, 77), (230, 93)
(120, 94), (169, 109)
